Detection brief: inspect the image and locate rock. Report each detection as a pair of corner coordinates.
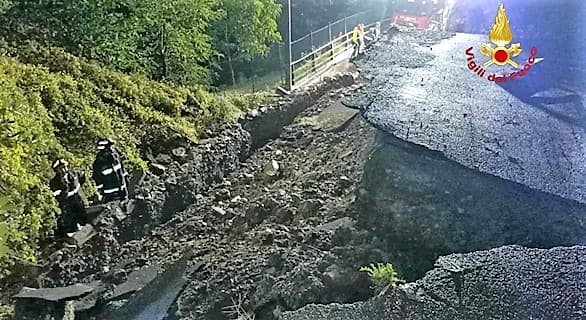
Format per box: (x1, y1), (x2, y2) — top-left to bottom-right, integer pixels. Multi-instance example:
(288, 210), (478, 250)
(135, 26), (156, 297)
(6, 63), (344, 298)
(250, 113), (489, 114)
(171, 147), (187, 158)
(215, 188), (231, 201)
(246, 203), (267, 226)
(223, 208), (236, 219)
(231, 214), (247, 231)
(155, 154), (173, 165)
(211, 206), (226, 216)
(111, 269), (128, 284)
(298, 199), (321, 218)
(149, 163), (166, 175)
(257, 228), (275, 245)
(332, 225), (354, 246)
(275, 207), (295, 225)
(112, 206), (127, 221)
(71, 224), (96, 247)
(263, 160), (280, 179)
(230, 196), (242, 204)
(127, 169), (146, 199)
(315, 217), (355, 233)
(268, 252), (285, 270)
(339, 176), (353, 189)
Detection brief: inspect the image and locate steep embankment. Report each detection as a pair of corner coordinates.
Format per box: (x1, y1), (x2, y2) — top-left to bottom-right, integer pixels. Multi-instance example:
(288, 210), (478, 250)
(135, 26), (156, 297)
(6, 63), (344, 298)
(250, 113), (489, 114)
(11, 73), (372, 320)
(0, 42), (268, 276)
(356, 132), (586, 281)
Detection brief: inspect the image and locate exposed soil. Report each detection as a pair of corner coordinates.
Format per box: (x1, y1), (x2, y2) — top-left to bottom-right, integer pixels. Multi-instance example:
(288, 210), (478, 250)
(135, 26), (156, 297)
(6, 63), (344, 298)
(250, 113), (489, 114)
(13, 74), (386, 320)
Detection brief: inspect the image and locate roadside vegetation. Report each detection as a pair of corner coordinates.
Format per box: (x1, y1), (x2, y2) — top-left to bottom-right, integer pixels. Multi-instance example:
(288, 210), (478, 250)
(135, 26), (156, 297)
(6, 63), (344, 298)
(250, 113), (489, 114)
(0, 0), (281, 276)
(360, 263), (405, 292)
(0, 42), (275, 273)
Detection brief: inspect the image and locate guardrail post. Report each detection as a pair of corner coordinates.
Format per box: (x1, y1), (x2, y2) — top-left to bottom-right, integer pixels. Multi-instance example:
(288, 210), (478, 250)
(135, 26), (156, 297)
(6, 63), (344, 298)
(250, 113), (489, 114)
(286, 0), (292, 90)
(328, 22), (333, 61)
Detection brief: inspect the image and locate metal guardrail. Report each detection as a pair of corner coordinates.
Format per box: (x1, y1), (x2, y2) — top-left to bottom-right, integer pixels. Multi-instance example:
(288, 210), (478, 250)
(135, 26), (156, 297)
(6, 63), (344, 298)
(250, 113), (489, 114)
(291, 18), (391, 90)
(290, 11), (373, 62)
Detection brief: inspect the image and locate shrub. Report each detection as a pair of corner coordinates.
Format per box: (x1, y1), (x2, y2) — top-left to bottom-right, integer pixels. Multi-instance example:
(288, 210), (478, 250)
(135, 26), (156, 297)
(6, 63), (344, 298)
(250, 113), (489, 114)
(0, 42), (271, 275)
(0, 303), (12, 320)
(360, 263), (405, 292)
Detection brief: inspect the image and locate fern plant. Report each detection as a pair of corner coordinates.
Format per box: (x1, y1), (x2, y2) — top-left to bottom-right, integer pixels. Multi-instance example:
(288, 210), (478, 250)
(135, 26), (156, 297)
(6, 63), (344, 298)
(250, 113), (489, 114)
(360, 263), (405, 292)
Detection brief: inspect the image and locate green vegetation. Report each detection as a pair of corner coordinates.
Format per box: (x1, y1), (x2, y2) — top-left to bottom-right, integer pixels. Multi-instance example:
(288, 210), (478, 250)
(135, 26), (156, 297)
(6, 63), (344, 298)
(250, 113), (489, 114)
(0, 197), (12, 259)
(0, 0), (281, 282)
(212, 0), (281, 86)
(0, 303), (12, 320)
(0, 0), (282, 86)
(0, 42), (272, 274)
(360, 263), (405, 292)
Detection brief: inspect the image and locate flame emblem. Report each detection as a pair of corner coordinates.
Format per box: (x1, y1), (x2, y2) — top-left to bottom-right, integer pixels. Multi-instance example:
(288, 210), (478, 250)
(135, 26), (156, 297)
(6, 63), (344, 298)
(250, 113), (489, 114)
(480, 4), (522, 68)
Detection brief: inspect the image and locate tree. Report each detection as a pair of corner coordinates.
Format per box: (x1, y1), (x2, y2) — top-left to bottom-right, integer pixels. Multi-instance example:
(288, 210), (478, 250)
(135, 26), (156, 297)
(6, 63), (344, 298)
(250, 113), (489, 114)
(0, 0), (222, 85)
(212, 0), (282, 86)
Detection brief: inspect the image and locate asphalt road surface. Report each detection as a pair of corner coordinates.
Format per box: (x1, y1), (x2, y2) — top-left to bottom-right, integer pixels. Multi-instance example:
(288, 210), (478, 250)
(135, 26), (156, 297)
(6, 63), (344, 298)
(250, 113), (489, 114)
(357, 31), (586, 204)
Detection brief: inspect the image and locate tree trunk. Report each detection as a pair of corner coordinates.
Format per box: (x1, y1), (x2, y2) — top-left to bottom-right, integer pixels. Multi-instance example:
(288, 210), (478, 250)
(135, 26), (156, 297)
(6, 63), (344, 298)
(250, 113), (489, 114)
(228, 54), (236, 86)
(160, 25), (168, 81)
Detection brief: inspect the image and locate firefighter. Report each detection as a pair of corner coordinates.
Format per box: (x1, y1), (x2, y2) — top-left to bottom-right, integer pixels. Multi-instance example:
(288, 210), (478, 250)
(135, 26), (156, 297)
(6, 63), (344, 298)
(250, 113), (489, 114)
(92, 139), (129, 203)
(49, 159), (88, 236)
(358, 24), (366, 50)
(350, 25), (361, 60)
(373, 21), (382, 40)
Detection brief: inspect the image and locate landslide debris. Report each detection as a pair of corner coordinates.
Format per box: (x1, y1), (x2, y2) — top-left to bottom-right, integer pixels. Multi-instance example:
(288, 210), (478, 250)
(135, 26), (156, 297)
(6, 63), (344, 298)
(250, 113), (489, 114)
(14, 74), (382, 320)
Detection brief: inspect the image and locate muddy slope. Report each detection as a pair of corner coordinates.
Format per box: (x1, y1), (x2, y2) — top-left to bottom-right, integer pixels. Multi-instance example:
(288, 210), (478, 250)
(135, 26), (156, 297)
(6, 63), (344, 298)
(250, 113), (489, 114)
(14, 75), (383, 319)
(281, 245), (586, 320)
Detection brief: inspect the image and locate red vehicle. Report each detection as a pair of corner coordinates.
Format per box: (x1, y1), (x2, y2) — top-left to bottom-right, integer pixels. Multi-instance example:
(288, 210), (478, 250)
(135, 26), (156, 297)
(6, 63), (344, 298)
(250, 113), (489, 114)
(391, 0), (445, 30)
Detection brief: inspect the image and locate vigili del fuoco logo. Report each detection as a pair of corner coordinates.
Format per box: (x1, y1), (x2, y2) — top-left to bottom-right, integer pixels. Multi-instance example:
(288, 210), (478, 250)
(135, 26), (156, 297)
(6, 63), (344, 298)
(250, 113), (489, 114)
(465, 4), (539, 83)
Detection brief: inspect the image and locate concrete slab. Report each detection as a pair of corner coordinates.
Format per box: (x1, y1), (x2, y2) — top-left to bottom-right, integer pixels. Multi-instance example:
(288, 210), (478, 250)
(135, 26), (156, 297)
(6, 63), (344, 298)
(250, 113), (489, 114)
(72, 224), (96, 247)
(14, 283), (97, 302)
(299, 100), (360, 132)
(315, 217), (355, 232)
(110, 264), (162, 300)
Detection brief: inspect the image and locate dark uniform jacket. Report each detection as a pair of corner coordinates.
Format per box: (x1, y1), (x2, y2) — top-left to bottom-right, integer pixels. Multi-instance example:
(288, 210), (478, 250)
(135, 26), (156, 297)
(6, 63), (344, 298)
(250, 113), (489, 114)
(92, 147), (128, 202)
(49, 171), (87, 235)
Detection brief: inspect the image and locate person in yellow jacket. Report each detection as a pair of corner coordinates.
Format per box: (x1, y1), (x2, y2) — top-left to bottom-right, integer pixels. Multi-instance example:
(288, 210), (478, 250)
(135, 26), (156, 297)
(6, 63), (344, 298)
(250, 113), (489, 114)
(351, 25), (361, 60)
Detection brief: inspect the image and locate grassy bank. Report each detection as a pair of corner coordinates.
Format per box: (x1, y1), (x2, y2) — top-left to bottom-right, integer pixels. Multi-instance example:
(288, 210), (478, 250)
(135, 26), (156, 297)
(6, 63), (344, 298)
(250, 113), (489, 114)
(0, 42), (272, 275)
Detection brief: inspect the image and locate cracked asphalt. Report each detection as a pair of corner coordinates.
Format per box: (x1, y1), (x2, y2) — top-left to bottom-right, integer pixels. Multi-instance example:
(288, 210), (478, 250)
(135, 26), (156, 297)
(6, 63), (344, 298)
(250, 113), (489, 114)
(355, 30), (586, 203)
